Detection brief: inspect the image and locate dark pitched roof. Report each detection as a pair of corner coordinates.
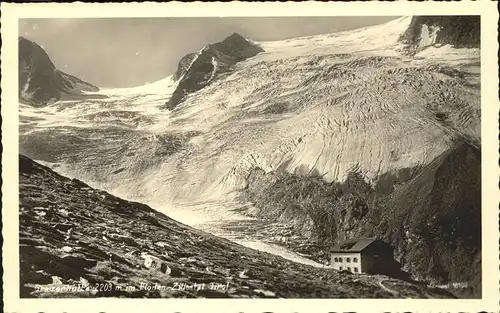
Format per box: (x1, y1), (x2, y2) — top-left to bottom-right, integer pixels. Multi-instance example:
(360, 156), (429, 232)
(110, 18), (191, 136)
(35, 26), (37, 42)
(330, 237), (379, 253)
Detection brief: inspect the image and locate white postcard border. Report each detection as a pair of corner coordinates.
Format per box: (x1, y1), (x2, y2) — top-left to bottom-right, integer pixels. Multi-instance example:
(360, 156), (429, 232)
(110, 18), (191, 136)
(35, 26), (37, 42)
(1, 1), (498, 312)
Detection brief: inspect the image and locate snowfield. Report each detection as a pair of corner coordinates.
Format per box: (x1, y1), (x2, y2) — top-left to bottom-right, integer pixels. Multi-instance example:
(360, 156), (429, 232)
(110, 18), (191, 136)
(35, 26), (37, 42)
(19, 17), (480, 265)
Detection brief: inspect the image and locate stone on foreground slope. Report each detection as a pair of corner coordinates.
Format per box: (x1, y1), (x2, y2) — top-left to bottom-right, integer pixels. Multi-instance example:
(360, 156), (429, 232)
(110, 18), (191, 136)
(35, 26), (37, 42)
(19, 155), (452, 298)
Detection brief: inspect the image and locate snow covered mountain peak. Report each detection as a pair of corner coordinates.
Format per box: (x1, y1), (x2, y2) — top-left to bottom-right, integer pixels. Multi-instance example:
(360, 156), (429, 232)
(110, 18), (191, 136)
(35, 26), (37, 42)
(256, 16), (413, 60)
(164, 16), (480, 113)
(19, 15), (480, 203)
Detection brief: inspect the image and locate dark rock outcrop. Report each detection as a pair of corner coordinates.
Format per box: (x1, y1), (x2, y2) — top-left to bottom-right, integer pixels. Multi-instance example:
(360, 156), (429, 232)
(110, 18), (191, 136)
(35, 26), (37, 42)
(399, 16), (480, 55)
(242, 142), (481, 298)
(172, 52), (198, 81)
(376, 142), (481, 296)
(19, 154), (452, 298)
(19, 37), (99, 107)
(165, 33), (264, 110)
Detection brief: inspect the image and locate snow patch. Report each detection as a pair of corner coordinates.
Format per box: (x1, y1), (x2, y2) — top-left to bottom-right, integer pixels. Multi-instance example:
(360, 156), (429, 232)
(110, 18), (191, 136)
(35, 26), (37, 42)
(208, 57), (218, 83)
(418, 24), (441, 49)
(95, 75), (176, 97)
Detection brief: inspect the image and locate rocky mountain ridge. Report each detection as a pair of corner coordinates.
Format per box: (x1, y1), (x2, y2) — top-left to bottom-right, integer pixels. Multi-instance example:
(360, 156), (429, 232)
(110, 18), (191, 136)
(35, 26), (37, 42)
(399, 16), (480, 55)
(165, 33), (264, 109)
(19, 37), (100, 106)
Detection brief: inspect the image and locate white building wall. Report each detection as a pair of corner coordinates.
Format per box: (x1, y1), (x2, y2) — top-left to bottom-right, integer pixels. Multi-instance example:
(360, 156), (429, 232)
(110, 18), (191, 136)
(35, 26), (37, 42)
(330, 252), (362, 273)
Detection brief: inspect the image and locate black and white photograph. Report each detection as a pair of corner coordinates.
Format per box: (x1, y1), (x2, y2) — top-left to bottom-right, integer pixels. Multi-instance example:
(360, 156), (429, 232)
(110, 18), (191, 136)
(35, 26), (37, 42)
(2, 2), (497, 310)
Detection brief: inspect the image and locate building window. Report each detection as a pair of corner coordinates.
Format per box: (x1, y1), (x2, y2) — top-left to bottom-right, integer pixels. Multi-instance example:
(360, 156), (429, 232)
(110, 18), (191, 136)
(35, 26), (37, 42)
(346, 257), (351, 262)
(353, 257), (358, 262)
(339, 267), (343, 270)
(354, 267), (359, 273)
(347, 267), (351, 272)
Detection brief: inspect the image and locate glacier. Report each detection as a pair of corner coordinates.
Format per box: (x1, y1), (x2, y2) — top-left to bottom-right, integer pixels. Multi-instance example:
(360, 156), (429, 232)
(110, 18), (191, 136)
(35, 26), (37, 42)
(19, 16), (480, 270)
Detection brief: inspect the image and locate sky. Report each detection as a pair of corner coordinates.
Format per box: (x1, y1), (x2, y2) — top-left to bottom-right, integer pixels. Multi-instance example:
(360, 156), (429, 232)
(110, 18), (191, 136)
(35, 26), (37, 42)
(20, 17), (398, 88)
